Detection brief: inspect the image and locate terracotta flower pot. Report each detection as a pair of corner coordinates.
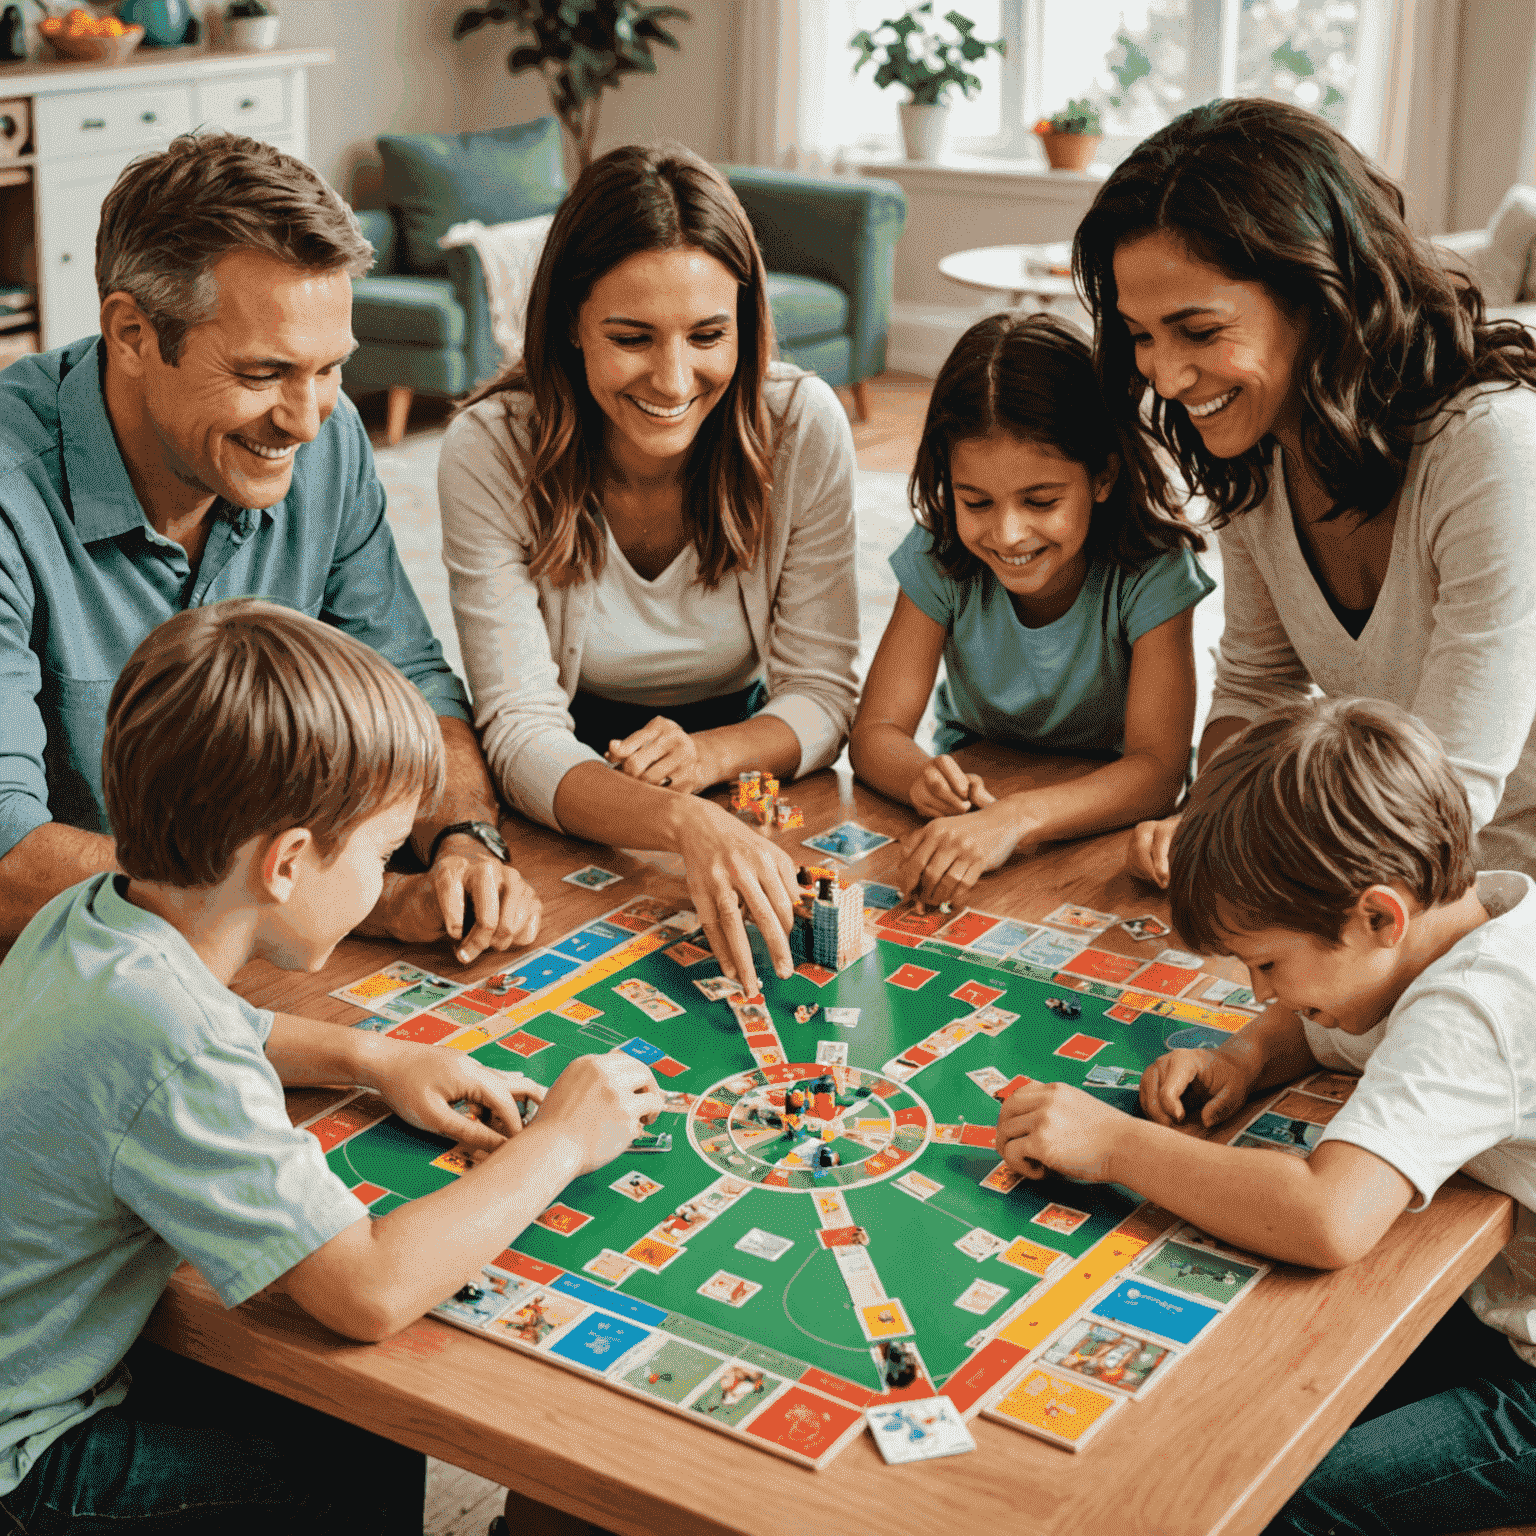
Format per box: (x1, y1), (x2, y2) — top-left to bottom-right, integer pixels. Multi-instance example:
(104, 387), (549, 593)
(1038, 131), (1101, 172)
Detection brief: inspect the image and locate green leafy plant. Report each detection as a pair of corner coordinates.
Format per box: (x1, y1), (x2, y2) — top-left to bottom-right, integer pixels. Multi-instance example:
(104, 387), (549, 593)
(454, 1), (690, 171)
(1037, 97), (1102, 135)
(849, 3), (1005, 108)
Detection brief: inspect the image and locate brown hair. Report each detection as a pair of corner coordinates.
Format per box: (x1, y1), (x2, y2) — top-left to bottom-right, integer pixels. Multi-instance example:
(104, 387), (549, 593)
(909, 310), (1203, 582)
(104, 600), (444, 888)
(458, 142), (776, 588)
(1074, 97), (1536, 528)
(96, 132), (374, 365)
(1168, 697), (1475, 953)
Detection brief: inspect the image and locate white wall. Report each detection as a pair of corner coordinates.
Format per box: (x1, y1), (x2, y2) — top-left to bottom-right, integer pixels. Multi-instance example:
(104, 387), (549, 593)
(1449, 0), (1536, 230)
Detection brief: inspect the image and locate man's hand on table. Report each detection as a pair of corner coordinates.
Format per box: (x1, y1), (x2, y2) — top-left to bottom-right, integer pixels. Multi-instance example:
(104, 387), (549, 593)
(368, 844), (542, 964)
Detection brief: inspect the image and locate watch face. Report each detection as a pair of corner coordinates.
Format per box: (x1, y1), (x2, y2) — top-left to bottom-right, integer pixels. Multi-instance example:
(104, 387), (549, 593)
(479, 822), (510, 861)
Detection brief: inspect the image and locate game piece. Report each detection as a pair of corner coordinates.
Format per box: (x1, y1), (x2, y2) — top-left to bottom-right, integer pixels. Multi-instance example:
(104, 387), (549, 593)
(773, 799), (804, 830)
(562, 864), (623, 890)
(786, 867), (865, 972)
(811, 1143), (841, 1181)
(875, 1338), (920, 1390)
(866, 1397), (976, 1464)
(1121, 913), (1172, 941)
(1043, 995), (1082, 1020)
(793, 1003), (817, 1024)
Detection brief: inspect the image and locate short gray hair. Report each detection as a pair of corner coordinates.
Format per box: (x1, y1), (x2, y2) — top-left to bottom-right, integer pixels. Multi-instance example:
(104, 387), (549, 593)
(96, 131), (373, 364)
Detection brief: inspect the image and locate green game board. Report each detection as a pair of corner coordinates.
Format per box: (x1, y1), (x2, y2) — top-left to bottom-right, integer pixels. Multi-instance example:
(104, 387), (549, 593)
(310, 888), (1265, 1467)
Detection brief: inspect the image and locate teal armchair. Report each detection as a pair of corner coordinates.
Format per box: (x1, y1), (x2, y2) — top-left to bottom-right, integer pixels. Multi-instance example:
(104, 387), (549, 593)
(343, 118), (909, 442)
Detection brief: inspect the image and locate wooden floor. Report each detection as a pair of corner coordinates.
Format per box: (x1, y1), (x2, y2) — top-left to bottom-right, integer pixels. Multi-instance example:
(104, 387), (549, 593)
(414, 368), (928, 1536)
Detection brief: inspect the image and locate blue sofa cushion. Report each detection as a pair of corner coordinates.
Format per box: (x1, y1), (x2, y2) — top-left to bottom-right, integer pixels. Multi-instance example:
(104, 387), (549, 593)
(377, 117), (567, 278)
(352, 207), (397, 274)
(350, 275), (466, 348)
(765, 272), (848, 344)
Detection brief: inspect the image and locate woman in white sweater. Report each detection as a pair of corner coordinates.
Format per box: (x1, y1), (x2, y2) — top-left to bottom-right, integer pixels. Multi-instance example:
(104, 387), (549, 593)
(437, 144), (859, 989)
(1072, 98), (1536, 883)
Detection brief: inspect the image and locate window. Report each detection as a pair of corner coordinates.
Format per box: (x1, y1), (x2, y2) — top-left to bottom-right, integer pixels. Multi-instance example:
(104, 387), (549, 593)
(829, 0), (1373, 166)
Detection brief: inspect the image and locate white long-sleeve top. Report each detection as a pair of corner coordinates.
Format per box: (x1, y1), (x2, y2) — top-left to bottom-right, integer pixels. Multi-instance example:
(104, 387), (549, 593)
(438, 364), (860, 831)
(1208, 383), (1536, 874)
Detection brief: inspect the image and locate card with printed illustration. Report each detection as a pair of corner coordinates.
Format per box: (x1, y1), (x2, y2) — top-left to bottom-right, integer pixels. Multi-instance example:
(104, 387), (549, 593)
(997, 1234), (1068, 1279)
(1032, 1202), (1090, 1236)
(1301, 1070), (1359, 1102)
(867, 1396), (976, 1464)
(490, 1287), (588, 1348)
(815, 1039), (849, 1066)
(824, 1006), (861, 1028)
(693, 975), (744, 1002)
(697, 1269), (763, 1308)
(954, 1277), (1011, 1315)
(802, 820), (893, 862)
(1043, 903), (1120, 934)
(985, 1367), (1125, 1451)
(433, 1266), (529, 1327)
(937, 909), (1002, 946)
(1119, 914), (1172, 942)
(609, 1170), (663, 1203)
(734, 1227), (794, 1262)
(534, 1202), (593, 1237)
(1089, 1278), (1221, 1347)
(966, 1065), (1011, 1097)
(330, 962), (448, 1010)
(970, 1003), (1020, 1036)
(582, 1248), (641, 1285)
(1135, 1237), (1268, 1307)
(954, 1227), (1008, 1262)
(624, 1233), (686, 1273)
(857, 1297), (914, 1341)
(563, 864), (623, 890)
(966, 917), (1039, 958)
(1011, 927), (1092, 969)
(1041, 1316), (1180, 1398)
(893, 1170), (943, 1201)
(1234, 1109), (1325, 1157)
(1083, 1062), (1141, 1088)
(979, 1162), (1021, 1194)
(1268, 1089), (1341, 1125)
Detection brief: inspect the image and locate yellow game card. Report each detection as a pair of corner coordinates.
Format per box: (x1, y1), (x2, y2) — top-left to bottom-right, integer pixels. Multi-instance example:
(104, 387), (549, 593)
(858, 1298), (913, 1341)
(998, 1235), (1068, 1279)
(985, 1367), (1124, 1451)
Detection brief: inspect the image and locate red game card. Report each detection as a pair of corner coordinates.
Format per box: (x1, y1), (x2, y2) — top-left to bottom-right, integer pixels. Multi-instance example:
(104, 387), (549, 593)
(745, 1032), (779, 1051)
(350, 1182), (388, 1205)
(652, 1056), (689, 1077)
(993, 1074), (1032, 1102)
(385, 1014), (459, 1045)
(887, 963), (938, 991)
(746, 1387), (865, 1461)
(960, 1123), (997, 1147)
(795, 963), (836, 987)
(875, 899), (949, 938)
(666, 941), (710, 966)
(1105, 1002), (1142, 1024)
(1054, 1034), (1110, 1061)
(817, 1224), (869, 1248)
(901, 1046), (937, 1067)
(534, 1203), (592, 1236)
(937, 909), (1001, 945)
(499, 1030), (553, 1058)
(951, 979), (1005, 1008)
(1058, 948), (1146, 984)
(1133, 962), (1202, 997)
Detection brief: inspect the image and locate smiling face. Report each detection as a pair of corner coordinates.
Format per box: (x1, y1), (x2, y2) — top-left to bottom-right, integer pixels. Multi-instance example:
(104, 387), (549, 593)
(135, 247), (355, 511)
(575, 245), (741, 478)
(1112, 229), (1307, 459)
(949, 432), (1114, 623)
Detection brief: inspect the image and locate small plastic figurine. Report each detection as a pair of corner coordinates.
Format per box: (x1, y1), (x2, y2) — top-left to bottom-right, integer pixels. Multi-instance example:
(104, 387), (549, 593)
(793, 1003), (817, 1024)
(1044, 995), (1083, 1020)
(453, 1282), (485, 1304)
(812, 1143), (841, 1181)
(879, 1340), (919, 1390)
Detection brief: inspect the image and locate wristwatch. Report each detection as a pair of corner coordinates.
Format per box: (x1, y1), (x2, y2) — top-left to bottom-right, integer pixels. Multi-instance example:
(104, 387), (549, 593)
(427, 819), (510, 867)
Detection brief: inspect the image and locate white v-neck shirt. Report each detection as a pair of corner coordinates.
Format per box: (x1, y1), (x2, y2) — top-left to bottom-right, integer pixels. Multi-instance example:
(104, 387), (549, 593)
(1208, 383), (1536, 874)
(578, 528), (759, 705)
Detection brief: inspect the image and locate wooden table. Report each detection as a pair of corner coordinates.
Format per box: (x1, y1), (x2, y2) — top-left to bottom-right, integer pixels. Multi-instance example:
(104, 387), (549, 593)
(144, 744), (1514, 1536)
(938, 242), (1082, 311)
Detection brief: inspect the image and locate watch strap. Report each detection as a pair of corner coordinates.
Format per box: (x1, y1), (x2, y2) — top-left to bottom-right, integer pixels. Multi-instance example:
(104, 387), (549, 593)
(427, 820), (509, 867)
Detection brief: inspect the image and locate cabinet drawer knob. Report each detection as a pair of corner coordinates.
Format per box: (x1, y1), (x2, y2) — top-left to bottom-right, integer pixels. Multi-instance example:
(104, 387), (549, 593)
(59, 251), (71, 263)
(80, 118), (105, 130)
(141, 111), (156, 123)
(239, 97), (255, 110)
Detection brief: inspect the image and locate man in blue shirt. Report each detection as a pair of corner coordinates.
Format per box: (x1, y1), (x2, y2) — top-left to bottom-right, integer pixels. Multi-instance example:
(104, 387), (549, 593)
(0, 130), (540, 958)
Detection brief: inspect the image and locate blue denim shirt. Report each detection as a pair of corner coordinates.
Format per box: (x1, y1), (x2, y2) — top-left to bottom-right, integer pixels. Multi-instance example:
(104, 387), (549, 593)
(0, 337), (469, 857)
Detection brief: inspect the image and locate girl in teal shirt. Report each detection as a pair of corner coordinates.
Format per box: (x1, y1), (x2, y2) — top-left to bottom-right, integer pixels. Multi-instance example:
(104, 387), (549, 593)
(850, 313), (1213, 906)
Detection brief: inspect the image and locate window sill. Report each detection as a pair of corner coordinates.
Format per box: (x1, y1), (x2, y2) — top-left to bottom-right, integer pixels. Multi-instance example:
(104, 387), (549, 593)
(852, 153), (1110, 203)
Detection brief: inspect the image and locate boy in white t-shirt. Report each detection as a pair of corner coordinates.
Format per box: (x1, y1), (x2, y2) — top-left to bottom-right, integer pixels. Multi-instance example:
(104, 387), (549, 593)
(995, 697), (1536, 1535)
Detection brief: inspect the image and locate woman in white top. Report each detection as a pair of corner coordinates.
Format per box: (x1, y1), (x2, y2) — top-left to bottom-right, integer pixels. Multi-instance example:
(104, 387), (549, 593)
(438, 143), (859, 989)
(1070, 98), (1536, 884)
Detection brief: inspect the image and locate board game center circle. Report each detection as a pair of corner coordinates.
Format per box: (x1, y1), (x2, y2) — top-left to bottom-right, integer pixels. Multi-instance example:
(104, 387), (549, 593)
(686, 1064), (931, 1191)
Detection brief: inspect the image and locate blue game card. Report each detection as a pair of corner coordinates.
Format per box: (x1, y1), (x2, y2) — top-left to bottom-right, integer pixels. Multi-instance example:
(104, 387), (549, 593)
(1088, 1279), (1220, 1346)
(549, 1313), (653, 1372)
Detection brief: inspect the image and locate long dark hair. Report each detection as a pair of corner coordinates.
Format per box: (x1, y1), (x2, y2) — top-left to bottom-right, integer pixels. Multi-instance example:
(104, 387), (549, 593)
(909, 310), (1204, 582)
(459, 142), (776, 587)
(1075, 97), (1536, 526)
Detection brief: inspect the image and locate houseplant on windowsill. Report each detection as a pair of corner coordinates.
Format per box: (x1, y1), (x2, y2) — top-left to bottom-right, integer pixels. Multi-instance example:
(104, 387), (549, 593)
(850, 3), (1005, 163)
(1034, 98), (1102, 172)
(223, 0), (279, 51)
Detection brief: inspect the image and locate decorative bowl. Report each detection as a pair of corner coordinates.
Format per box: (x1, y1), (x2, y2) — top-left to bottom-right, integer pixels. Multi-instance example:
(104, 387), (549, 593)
(45, 25), (145, 63)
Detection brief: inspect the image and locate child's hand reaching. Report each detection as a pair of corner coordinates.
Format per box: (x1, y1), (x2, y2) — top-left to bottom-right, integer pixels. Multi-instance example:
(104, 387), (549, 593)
(1140, 1047), (1256, 1127)
(908, 754), (997, 819)
(996, 1081), (1128, 1183)
(364, 1046), (546, 1152)
(895, 799), (1027, 907)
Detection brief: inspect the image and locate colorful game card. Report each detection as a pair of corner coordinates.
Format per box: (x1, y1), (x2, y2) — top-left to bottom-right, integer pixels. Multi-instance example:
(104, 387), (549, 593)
(1059, 948), (1146, 985)
(430, 1147), (474, 1175)
(692, 975), (743, 1002)
(824, 1006), (860, 1028)
(624, 1233), (685, 1273)
(992, 1074), (1032, 1102)
(1233, 1110), (1324, 1157)
(1120, 914), (1172, 942)
(970, 1003), (1020, 1035)
(697, 1270), (763, 1308)
(434, 1267), (528, 1327)
(492, 1288), (588, 1348)
(938, 910), (1002, 946)
(951, 978), (1006, 1008)
(1054, 1033), (1109, 1062)
(866, 1396), (976, 1464)
(1301, 1071), (1359, 1102)
(735, 1227), (794, 1262)
(954, 1278), (1011, 1314)
(966, 1065), (1011, 1097)
(886, 963), (938, 990)
(534, 1203), (593, 1237)
(583, 1249), (640, 1285)
(555, 998), (604, 1023)
(499, 1030), (553, 1059)
(610, 1170), (663, 1202)
(1043, 902), (1119, 933)
(1083, 1062), (1140, 1087)
(1105, 1001), (1143, 1024)
(1089, 1279), (1221, 1346)
(893, 1170), (943, 1201)
(1040, 1316), (1178, 1397)
(689, 1363), (779, 1426)
(857, 1298), (914, 1341)
(1032, 1203), (1090, 1236)
(666, 941), (711, 967)
(1011, 927), (1092, 969)
(966, 918), (1039, 958)
(815, 1039), (849, 1066)
(1133, 961), (1203, 997)
(563, 864), (623, 890)
(817, 1225), (870, 1249)
(330, 961), (449, 1011)
(985, 1367), (1125, 1451)
(794, 963), (835, 987)
(1134, 1238), (1267, 1307)
(979, 1162), (1021, 1194)
(997, 1235), (1068, 1279)
(954, 1228), (1008, 1261)
(802, 820), (893, 862)
(860, 879), (904, 909)
(1268, 1089), (1341, 1124)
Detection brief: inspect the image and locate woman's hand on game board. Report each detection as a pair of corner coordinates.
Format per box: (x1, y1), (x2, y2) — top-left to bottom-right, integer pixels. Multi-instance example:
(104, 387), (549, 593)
(895, 799), (1028, 907)
(524, 1052), (666, 1178)
(1127, 812), (1182, 889)
(362, 1045), (545, 1152)
(908, 754), (998, 819)
(1140, 1047), (1256, 1128)
(607, 716), (710, 794)
(996, 1080), (1127, 1184)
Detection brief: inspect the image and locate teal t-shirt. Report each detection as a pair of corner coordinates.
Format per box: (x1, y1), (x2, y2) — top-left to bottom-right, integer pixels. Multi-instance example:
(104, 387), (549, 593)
(0, 875), (368, 1495)
(889, 526), (1215, 754)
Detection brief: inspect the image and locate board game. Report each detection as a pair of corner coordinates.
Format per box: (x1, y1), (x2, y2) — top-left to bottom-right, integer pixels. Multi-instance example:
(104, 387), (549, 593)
(310, 876), (1340, 1468)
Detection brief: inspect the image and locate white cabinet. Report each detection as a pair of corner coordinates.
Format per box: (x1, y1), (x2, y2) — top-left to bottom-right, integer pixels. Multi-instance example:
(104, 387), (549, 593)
(0, 45), (331, 351)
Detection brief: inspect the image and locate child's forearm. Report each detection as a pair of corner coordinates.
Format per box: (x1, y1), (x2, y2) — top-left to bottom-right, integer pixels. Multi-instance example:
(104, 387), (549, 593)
(265, 1011), (375, 1087)
(1217, 1004), (1318, 1093)
(849, 720), (932, 805)
(994, 749), (1186, 847)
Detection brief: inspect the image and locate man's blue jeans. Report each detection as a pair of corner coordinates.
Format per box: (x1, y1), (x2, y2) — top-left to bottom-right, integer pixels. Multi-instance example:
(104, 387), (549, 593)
(0, 1342), (426, 1535)
(1266, 1299), (1536, 1535)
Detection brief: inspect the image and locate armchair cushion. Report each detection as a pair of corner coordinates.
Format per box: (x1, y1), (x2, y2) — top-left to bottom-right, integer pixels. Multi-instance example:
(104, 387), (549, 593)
(377, 117), (566, 278)
(1482, 185), (1536, 305)
(350, 275), (465, 348)
(352, 207), (397, 274)
(765, 273), (849, 345)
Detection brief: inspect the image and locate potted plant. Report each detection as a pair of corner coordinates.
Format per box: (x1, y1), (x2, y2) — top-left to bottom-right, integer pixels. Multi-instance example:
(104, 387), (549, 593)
(851, 3), (1005, 163)
(453, 1), (690, 173)
(1033, 98), (1102, 172)
(223, 0), (279, 51)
